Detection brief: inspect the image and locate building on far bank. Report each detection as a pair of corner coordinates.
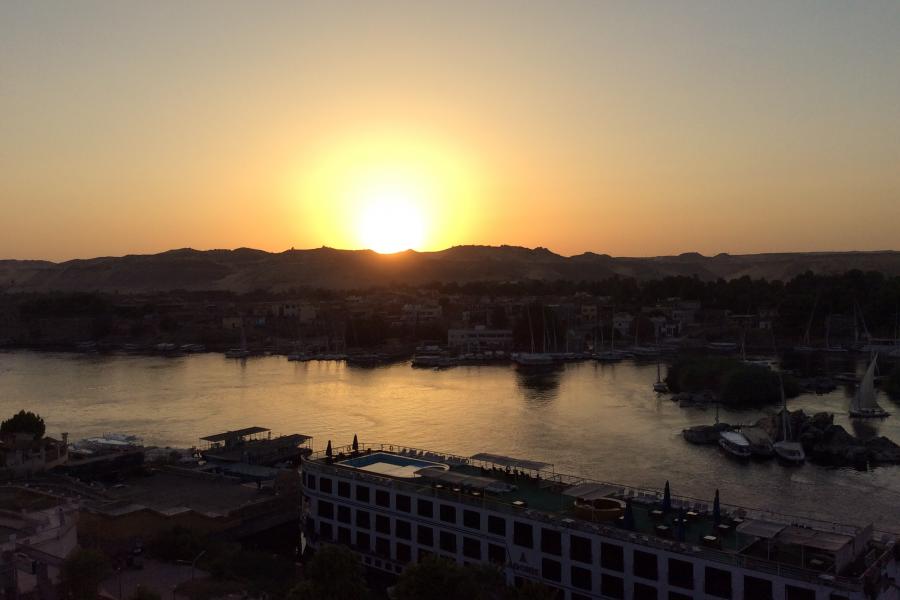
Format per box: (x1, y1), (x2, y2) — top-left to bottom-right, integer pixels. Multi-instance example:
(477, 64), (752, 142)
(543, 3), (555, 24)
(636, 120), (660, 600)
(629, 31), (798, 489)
(447, 327), (513, 352)
(0, 433), (68, 479)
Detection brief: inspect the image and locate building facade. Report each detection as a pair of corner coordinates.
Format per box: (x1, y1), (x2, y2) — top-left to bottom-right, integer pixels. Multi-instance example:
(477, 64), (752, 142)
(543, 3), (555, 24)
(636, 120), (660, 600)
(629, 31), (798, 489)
(301, 443), (898, 600)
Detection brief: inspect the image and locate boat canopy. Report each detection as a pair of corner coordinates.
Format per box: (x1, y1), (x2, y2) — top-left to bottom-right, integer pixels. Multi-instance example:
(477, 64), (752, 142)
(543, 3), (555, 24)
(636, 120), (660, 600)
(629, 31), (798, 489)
(201, 427), (270, 443)
(562, 482), (619, 501)
(719, 431), (750, 446)
(414, 467), (515, 493)
(470, 452), (552, 472)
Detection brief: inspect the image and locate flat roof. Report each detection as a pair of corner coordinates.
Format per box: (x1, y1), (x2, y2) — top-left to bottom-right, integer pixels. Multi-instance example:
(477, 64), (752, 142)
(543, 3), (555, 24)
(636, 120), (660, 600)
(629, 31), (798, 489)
(736, 519), (787, 539)
(470, 452), (552, 471)
(776, 526), (854, 553)
(200, 427), (270, 442)
(97, 469), (265, 516)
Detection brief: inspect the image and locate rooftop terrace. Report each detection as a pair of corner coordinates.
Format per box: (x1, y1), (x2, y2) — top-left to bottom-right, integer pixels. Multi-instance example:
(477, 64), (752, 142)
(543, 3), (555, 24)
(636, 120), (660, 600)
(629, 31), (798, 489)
(307, 443), (898, 593)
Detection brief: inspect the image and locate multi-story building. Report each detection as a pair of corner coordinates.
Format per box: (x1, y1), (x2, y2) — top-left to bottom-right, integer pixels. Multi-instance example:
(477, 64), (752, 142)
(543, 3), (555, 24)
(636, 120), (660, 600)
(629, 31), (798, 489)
(301, 443), (899, 600)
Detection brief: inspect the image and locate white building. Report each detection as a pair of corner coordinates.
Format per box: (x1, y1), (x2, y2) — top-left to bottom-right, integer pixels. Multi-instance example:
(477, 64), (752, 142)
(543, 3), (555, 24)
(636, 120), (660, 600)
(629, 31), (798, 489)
(302, 443), (898, 600)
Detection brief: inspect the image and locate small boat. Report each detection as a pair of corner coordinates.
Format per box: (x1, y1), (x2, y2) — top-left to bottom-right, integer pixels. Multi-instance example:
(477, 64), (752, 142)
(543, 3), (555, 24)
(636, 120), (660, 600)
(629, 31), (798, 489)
(774, 379), (805, 463)
(512, 352), (555, 367)
(226, 320), (250, 359)
(718, 431), (752, 459)
(774, 439), (805, 464)
(849, 355), (890, 418)
(652, 359), (668, 393)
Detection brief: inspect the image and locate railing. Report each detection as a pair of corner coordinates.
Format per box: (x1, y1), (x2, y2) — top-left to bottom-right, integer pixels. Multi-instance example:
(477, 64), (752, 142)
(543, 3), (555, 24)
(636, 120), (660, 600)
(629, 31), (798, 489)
(304, 443), (900, 592)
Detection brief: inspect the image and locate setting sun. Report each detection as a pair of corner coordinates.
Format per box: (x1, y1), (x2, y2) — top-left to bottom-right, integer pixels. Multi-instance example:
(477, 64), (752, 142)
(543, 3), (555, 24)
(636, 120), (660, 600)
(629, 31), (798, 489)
(292, 129), (484, 253)
(355, 180), (428, 253)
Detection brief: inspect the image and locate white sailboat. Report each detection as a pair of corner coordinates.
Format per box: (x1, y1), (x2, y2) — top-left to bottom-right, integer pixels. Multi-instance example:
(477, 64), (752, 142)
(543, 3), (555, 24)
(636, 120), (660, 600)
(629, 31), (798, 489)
(849, 355), (889, 418)
(773, 380), (805, 463)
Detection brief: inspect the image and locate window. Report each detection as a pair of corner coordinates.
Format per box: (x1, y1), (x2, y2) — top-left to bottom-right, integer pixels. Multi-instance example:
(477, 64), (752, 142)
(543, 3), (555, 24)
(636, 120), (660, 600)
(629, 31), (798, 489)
(541, 528), (562, 556)
(396, 494), (411, 513)
(513, 521), (533, 548)
(744, 577), (772, 600)
(669, 593), (692, 600)
(355, 510), (370, 529)
(542, 558), (561, 582)
(337, 480), (350, 498)
(396, 542), (412, 563)
(463, 509), (480, 529)
(488, 543), (506, 564)
(571, 565), (591, 591)
(375, 489), (390, 508)
(375, 536), (390, 557)
(417, 499), (433, 518)
(375, 514), (390, 534)
(338, 526), (351, 544)
(305, 473), (316, 489)
(572, 595), (591, 600)
(396, 519), (411, 540)
(488, 515), (506, 536)
(337, 505), (351, 524)
(600, 543), (624, 572)
(668, 559), (694, 590)
(704, 567), (732, 599)
(601, 574), (624, 599)
(463, 537), (481, 560)
(418, 549), (433, 562)
(633, 583), (657, 600)
(356, 485), (370, 503)
(319, 521), (333, 540)
(317, 499), (334, 520)
(356, 531), (370, 550)
(786, 585), (815, 600)
(633, 550), (658, 580)
(417, 525), (433, 547)
(440, 504), (457, 524)
(570, 534), (591, 563)
(320, 477), (332, 494)
(439, 531), (457, 553)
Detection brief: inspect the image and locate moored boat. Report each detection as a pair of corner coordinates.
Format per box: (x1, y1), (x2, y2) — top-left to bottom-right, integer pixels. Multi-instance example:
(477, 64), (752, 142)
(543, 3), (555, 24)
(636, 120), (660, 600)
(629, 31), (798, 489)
(718, 431), (752, 459)
(849, 355), (889, 418)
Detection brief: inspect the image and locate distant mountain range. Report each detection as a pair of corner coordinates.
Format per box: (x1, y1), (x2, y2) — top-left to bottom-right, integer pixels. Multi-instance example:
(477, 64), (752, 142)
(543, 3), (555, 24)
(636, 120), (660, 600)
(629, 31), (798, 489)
(2, 246), (899, 293)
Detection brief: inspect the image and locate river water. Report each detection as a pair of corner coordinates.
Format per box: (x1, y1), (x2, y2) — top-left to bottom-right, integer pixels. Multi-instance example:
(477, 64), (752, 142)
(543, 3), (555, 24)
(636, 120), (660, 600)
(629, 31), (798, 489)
(1, 350), (899, 530)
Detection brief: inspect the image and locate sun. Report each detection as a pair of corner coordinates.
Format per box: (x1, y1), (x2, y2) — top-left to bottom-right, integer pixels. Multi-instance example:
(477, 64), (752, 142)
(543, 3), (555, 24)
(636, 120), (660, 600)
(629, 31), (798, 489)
(355, 178), (428, 254)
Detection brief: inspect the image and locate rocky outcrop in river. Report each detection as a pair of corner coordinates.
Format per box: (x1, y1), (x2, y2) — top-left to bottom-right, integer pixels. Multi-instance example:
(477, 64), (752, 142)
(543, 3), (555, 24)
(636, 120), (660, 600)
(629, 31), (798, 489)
(684, 409), (900, 467)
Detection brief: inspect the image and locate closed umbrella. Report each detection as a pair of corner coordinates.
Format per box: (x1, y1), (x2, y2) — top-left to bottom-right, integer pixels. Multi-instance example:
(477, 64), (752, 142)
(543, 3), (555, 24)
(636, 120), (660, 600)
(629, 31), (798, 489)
(713, 489), (721, 526)
(662, 480), (672, 512)
(623, 498), (635, 531)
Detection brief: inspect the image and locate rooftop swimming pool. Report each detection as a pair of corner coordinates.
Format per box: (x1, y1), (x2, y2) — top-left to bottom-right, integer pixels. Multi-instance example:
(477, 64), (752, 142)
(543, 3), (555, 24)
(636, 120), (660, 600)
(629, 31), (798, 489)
(339, 451), (448, 478)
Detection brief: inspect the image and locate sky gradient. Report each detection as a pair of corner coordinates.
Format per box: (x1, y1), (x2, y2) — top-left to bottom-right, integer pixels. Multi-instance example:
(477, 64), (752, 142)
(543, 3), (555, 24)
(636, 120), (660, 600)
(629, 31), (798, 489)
(2, 1), (899, 261)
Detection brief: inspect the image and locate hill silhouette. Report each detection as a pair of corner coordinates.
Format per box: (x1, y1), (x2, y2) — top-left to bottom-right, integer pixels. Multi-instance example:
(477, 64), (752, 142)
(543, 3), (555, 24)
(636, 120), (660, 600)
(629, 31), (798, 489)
(2, 246), (900, 293)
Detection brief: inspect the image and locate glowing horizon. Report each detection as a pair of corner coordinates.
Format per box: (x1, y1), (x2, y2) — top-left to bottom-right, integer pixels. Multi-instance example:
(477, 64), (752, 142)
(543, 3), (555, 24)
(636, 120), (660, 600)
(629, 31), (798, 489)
(2, 2), (900, 262)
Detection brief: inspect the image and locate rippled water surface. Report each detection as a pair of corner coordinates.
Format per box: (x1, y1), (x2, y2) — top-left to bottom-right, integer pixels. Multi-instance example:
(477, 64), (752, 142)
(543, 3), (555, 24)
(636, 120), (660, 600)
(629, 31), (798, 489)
(2, 351), (899, 530)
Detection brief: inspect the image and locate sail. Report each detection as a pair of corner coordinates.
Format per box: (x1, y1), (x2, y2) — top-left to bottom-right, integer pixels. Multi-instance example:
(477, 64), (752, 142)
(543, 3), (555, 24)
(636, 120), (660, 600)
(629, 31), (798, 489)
(855, 355), (878, 410)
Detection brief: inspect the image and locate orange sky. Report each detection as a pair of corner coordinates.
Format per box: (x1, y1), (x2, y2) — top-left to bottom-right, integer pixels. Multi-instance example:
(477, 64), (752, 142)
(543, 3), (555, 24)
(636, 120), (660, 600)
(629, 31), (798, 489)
(1, 2), (899, 261)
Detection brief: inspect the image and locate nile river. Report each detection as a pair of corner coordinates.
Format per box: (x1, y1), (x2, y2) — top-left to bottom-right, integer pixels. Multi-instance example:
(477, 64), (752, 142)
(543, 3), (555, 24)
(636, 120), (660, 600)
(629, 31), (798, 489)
(2, 351), (899, 530)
